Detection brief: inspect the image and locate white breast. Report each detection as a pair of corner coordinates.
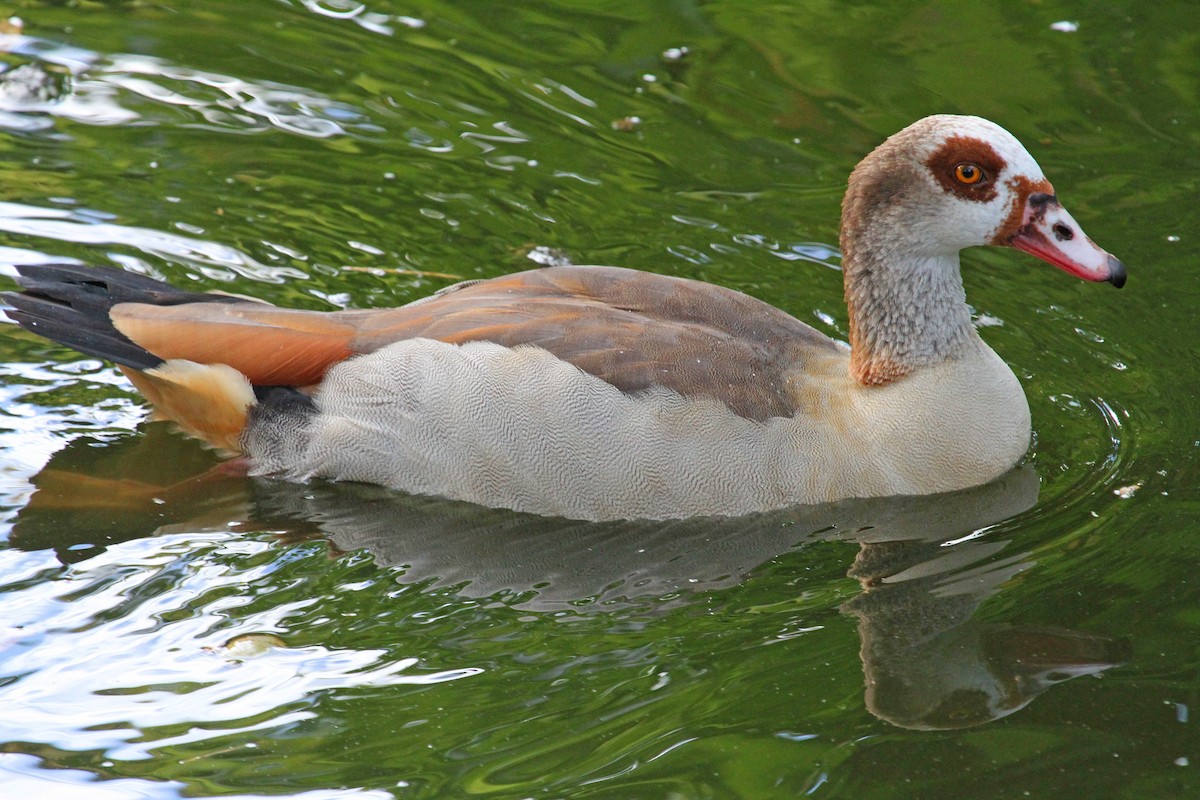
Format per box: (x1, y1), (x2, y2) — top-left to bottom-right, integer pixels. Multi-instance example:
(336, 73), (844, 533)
(848, 337), (1032, 494)
(247, 336), (1030, 521)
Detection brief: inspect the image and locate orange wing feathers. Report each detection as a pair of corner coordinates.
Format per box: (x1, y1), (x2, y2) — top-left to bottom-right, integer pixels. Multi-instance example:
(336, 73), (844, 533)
(110, 303), (356, 387)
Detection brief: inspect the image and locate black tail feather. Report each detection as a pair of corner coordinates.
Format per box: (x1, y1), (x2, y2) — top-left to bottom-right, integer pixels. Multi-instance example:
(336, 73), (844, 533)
(2, 263), (248, 371)
(6, 299), (164, 370)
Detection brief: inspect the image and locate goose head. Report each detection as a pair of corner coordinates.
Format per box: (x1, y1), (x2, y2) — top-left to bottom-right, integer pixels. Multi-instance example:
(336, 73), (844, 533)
(843, 114), (1125, 285)
(840, 115), (1125, 385)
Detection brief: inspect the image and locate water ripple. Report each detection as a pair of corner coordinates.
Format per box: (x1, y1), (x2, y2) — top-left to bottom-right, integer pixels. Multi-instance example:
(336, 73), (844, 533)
(290, 0), (427, 36)
(0, 201), (305, 282)
(0, 752), (394, 800)
(0, 31), (378, 139)
(0, 533), (482, 761)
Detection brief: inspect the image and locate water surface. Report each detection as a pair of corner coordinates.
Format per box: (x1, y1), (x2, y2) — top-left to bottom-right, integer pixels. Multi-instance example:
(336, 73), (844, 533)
(0, 1), (1196, 798)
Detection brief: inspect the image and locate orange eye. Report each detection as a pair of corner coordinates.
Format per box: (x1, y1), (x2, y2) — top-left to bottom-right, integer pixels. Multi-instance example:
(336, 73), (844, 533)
(954, 163), (985, 185)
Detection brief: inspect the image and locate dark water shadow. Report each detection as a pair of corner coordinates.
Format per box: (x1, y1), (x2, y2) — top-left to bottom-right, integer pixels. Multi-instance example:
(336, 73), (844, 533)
(8, 424), (1130, 729)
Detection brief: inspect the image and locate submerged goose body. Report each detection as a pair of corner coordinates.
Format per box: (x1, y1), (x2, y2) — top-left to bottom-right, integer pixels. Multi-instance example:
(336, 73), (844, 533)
(4, 115), (1125, 520)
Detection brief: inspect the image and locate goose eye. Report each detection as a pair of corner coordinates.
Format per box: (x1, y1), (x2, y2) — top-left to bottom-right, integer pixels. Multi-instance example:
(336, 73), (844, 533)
(954, 163), (985, 185)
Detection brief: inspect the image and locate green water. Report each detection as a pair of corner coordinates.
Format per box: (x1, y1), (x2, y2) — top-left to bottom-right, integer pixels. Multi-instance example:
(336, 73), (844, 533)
(0, 1), (1195, 797)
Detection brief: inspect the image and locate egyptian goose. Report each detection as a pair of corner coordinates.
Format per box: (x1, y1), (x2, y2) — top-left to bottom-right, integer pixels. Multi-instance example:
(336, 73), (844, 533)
(3, 115), (1125, 521)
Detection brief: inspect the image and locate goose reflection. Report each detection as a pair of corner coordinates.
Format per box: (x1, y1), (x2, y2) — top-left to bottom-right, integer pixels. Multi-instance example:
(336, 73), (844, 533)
(10, 425), (1128, 729)
(837, 501), (1131, 730)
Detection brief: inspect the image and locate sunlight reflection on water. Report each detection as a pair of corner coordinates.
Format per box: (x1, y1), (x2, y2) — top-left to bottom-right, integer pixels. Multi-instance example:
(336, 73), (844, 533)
(0, 202), (305, 281)
(0, 534), (482, 760)
(295, 0), (426, 36)
(0, 30), (379, 138)
(0, 753), (395, 800)
(0, 359), (143, 484)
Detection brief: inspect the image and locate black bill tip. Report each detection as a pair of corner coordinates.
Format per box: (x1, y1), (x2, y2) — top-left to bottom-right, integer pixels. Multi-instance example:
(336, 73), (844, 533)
(1106, 254), (1127, 288)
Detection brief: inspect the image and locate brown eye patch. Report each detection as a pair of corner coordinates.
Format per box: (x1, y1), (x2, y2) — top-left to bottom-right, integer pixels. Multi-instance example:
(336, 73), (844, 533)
(925, 135), (1005, 202)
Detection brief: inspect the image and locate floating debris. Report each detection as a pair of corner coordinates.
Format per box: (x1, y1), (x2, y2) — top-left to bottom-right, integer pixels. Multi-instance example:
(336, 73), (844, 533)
(1050, 20), (1079, 33)
(612, 115), (641, 132)
(1113, 482), (1143, 499)
(520, 245), (572, 267)
(206, 633), (288, 659)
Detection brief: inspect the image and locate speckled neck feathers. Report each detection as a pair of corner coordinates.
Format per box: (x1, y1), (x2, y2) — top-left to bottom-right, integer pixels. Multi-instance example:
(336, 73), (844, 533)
(840, 227), (976, 386)
(839, 119), (995, 386)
